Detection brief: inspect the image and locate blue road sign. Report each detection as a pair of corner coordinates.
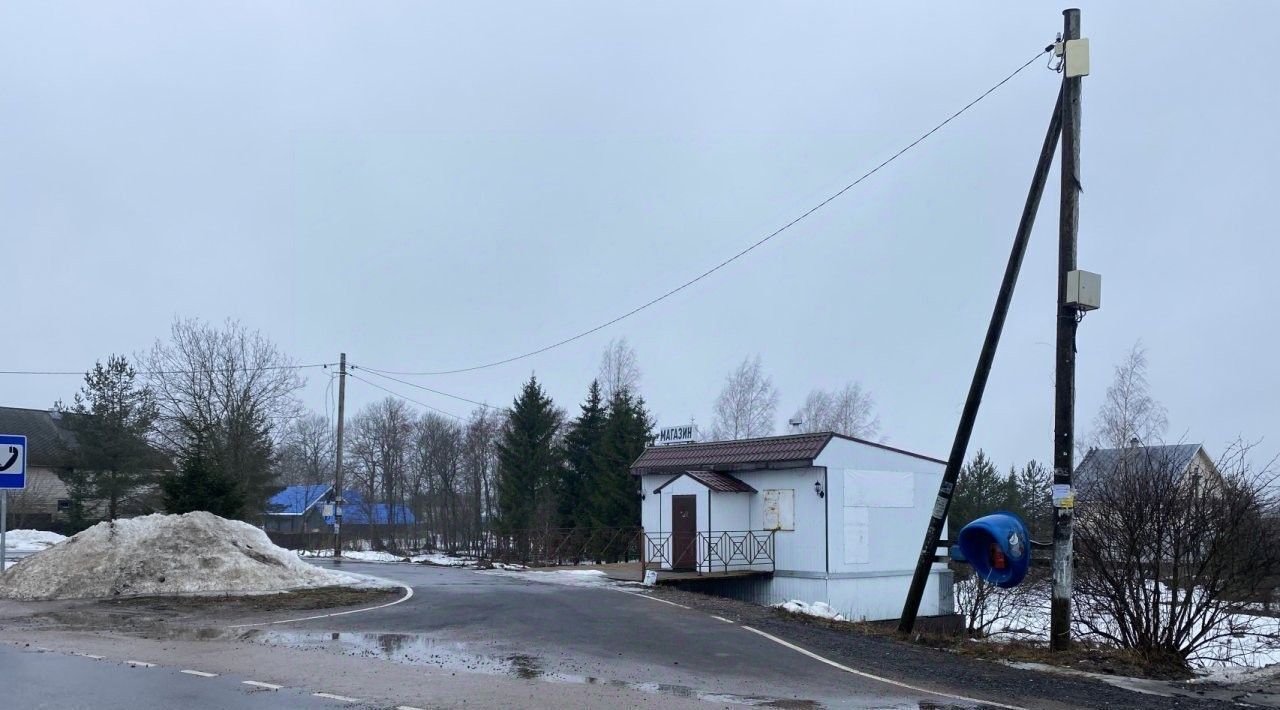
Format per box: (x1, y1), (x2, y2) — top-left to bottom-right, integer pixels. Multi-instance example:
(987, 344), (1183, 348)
(0, 434), (27, 490)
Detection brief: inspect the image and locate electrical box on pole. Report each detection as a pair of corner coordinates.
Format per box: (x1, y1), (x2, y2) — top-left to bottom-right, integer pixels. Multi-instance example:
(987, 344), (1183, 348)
(1065, 270), (1101, 311)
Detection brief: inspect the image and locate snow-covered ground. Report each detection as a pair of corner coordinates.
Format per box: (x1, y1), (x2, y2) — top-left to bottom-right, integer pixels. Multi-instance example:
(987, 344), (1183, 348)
(969, 582), (1280, 673)
(0, 512), (395, 600)
(773, 600), (847, 621)
(298, 548), (526, 570)
(2, 529), (67, 553)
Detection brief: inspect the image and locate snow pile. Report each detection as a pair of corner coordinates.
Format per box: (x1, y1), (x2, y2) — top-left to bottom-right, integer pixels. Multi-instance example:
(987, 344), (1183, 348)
(3, 530), (67, 553)
(0, 512), (389, 600)
(774, 600), (847, 621)
(409, 552), (475, 567)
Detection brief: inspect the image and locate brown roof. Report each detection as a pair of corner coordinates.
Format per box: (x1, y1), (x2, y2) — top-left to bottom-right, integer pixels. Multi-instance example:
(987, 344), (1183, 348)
(632, 432), (830, 475)
(631, 431), (944, 475)
(654, 470), (757, 494)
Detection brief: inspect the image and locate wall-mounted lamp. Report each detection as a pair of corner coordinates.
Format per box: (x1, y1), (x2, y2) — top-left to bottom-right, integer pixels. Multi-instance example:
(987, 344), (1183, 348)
(814, 480), (825, 499)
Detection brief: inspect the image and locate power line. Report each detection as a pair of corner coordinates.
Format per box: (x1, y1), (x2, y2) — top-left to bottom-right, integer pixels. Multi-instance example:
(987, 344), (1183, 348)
(351, 366), (504, 411)
(0, 363), (336, 377)
(347, 373), (467, 421)
(367, 46), (1053, 377)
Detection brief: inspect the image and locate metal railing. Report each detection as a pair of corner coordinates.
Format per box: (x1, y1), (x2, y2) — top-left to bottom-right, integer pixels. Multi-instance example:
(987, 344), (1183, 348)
(642, 530), (776, 575)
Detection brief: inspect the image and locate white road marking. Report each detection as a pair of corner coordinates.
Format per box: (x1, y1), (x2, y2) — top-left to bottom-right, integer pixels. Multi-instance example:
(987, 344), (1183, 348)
(243, 680), (283, 690)
(709, 615), (736, 624)
(126, 660), (156, 667)
(397, 706), (429, 710)
(180, 669), (219, 677)
(620, 590), (689, 609)
(75, 652), (104, 659)
(740, 626), (1028, 710)
(313, 692), (362, 702)
(226, 581), (414, 628)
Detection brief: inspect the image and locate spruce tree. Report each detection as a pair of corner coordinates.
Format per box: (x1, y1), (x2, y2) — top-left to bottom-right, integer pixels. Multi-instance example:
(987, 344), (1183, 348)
(948, 450), (1005, 533)
(162, 437), (245, 517)
(495, 376), (562, 534)
(559, 381), (606, 530)
(58, 355), (162, 521)
(590, 388), (653, 536)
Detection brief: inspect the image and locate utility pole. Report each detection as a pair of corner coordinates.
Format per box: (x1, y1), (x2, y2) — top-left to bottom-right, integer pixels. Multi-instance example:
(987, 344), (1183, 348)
(1051, 7), (1084, 652)
(333, 353), (348, 559)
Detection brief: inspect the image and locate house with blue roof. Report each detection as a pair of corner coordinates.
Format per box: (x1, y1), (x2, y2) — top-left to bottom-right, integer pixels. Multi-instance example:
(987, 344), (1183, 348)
(263, 484), (334, 534)
(326, 489), (416, 527)
(263, 484), (416, 536)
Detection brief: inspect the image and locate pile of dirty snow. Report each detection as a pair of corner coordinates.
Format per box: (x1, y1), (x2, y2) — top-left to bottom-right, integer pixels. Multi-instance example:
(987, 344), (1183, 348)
(3, 529), (67, 553)
(0, 512), (390, 600)
(774, 600), (847, 621)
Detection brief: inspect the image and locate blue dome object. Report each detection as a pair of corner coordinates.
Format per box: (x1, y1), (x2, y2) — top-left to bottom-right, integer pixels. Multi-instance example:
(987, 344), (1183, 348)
(955, 511), (1031, 588)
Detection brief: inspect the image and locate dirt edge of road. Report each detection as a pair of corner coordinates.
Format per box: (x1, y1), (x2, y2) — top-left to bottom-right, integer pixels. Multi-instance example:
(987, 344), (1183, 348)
(637, 582), (1263, 710)
(95, 585), (401, 612)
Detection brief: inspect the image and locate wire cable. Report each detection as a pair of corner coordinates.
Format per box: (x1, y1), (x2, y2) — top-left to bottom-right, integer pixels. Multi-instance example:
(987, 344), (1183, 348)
(351, 366), (504, 411)
(347, 373), (468, 421)
(365, 46), (1053, 377)
(0, 363), (335, 377)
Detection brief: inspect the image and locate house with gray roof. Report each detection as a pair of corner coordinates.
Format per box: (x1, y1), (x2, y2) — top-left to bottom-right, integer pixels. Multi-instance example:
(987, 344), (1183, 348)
(1075, 442), (1220, 498)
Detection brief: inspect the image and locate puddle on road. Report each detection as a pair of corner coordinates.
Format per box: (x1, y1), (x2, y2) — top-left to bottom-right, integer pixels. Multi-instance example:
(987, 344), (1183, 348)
(146, 627), (994, 708)
(161, 627), (825, 707)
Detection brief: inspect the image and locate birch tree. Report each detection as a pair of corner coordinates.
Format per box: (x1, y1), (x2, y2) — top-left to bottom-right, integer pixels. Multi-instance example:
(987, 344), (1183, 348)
(792, 382), (880, 439)
(1090, 342), (1168, 450)
(597, 338), (641, 402)
(711, 355), (778, 440)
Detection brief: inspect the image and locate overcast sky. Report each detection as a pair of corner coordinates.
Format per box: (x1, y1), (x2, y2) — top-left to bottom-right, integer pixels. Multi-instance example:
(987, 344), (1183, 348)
(3, 2), (1276, 470)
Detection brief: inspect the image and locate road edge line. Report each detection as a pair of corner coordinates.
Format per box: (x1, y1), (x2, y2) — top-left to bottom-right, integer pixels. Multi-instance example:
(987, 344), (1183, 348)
(739, 625), (1027, 710)
(226, 579), (413, 629)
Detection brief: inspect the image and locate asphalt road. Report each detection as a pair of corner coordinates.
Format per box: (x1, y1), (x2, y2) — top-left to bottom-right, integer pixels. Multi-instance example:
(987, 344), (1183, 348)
(0, 644), (353, 710)
(1, 559), (1251, 709)
(292, 559), (990, 708)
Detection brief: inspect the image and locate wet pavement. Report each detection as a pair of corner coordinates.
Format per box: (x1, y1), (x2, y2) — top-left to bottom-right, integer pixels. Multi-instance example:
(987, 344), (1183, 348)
(294, 559), (957, 708)
(0, 559), (1245, 708)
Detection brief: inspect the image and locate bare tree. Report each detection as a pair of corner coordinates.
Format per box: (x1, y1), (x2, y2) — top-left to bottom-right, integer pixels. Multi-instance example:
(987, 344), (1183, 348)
(711, 355), (778, 440)
(954, 569), (1050, 639)
(597, 337), (641, 402)
(1074, 439), (1280, 668)
(140, 318), (304, 517)
(1090, 342), (1168, 450)
(276, 414), (333, 487)
(413, 412), (463, 551)
(462, 407), (503, 554)
(345, 397), (415, 550)
(792, 382), (880, 439)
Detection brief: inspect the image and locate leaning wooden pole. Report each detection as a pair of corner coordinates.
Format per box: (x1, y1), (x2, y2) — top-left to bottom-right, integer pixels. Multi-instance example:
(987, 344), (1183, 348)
(898, 85), (1064, 634)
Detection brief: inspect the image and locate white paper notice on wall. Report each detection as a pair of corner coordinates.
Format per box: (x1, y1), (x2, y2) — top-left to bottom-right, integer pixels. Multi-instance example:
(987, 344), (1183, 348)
(843, 470), (914, 508)
(842, 506), (870, 564)
(763, 489), (795, 531)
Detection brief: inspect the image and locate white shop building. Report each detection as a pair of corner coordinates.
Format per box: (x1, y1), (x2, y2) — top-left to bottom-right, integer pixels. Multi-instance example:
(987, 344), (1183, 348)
(632, 431), (954, 622)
